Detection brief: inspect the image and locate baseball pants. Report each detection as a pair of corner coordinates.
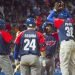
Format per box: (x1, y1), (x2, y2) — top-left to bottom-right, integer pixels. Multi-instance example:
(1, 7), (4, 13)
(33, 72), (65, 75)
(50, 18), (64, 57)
(0, 55), (13, 75)
(20, 54), (41, 75)
(41, 56), (55, 75)
(60, 40), (75, 75)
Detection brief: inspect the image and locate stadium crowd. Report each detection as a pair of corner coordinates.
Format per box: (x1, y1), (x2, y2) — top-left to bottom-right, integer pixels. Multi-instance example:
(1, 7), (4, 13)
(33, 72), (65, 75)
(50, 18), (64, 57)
(0, 0), (75, 75)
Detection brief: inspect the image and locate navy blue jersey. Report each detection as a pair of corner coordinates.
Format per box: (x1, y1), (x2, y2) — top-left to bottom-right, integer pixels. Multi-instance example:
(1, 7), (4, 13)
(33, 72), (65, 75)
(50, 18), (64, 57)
(14, 29), (45, 59)
(54, 18), (74, 42)
(45, 33), (58, 57)
(19, 30), (40, 56)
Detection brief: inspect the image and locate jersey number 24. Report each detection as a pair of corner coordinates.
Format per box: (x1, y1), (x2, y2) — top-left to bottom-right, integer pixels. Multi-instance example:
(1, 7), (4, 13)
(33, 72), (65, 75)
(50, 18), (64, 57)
(24, 39), (36, 51)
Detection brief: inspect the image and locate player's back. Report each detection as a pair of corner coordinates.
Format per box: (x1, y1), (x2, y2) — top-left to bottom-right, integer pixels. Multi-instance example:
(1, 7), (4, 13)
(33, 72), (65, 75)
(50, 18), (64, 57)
(19, 29), (40, 56)
(54, 18), (75, 42)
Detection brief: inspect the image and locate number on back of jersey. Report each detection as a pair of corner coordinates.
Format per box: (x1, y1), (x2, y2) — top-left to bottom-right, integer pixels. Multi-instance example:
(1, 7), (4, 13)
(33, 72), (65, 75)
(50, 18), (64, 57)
(65, 23), (74, 37)
(24, 39), (36, 51)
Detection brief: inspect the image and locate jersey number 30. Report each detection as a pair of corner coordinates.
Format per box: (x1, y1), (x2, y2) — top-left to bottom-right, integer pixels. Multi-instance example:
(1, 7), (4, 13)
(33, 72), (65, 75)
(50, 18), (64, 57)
(24, 39), (36, 51)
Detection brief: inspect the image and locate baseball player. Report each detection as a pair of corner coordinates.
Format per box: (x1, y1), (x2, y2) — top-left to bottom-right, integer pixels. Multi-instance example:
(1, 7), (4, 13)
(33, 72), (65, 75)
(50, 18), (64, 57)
(41, 21), (58, 75)
(47, 6), (75, 75)
(47, 1), (71, 23)
(0, 19), (13, 75)
(14, 17), (46, 75)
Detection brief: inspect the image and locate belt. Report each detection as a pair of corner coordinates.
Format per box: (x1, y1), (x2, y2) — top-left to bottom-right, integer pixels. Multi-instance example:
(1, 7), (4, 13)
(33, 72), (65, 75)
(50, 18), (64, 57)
(21, 53), (39, 57)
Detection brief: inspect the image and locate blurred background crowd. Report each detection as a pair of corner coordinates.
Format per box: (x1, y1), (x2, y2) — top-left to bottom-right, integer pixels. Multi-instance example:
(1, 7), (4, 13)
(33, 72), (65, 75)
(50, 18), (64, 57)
(0, 0), (75, 37)
(0, 0), (75, 23)
(0, 0), (75, 75)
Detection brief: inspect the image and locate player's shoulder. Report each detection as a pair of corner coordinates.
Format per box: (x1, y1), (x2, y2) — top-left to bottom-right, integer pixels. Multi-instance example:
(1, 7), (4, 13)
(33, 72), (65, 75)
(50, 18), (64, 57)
(14, 31), (25, 44)
(0, 30), (13, 43)
(52, 32), (59, 41)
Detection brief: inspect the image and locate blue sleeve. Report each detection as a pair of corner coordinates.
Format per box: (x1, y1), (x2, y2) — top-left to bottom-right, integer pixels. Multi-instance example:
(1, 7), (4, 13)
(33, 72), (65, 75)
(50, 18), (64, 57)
(47, 10), (56, 23)
(65, 9), (71, 18)
(14, 44), (20, 59)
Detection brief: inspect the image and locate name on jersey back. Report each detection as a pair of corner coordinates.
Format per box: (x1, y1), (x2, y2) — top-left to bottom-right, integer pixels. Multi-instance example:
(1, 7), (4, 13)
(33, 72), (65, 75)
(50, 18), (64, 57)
(24, 34), (36, 38)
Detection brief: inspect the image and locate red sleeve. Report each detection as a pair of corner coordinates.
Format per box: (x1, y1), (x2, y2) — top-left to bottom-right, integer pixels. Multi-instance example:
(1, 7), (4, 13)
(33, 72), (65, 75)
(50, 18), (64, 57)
(52, 32), (59, 41)
(36, 32), (46, 52)
(14, 31), (24, 44)
(54, 18), (64, 29)
(1, 31), (13, 43)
